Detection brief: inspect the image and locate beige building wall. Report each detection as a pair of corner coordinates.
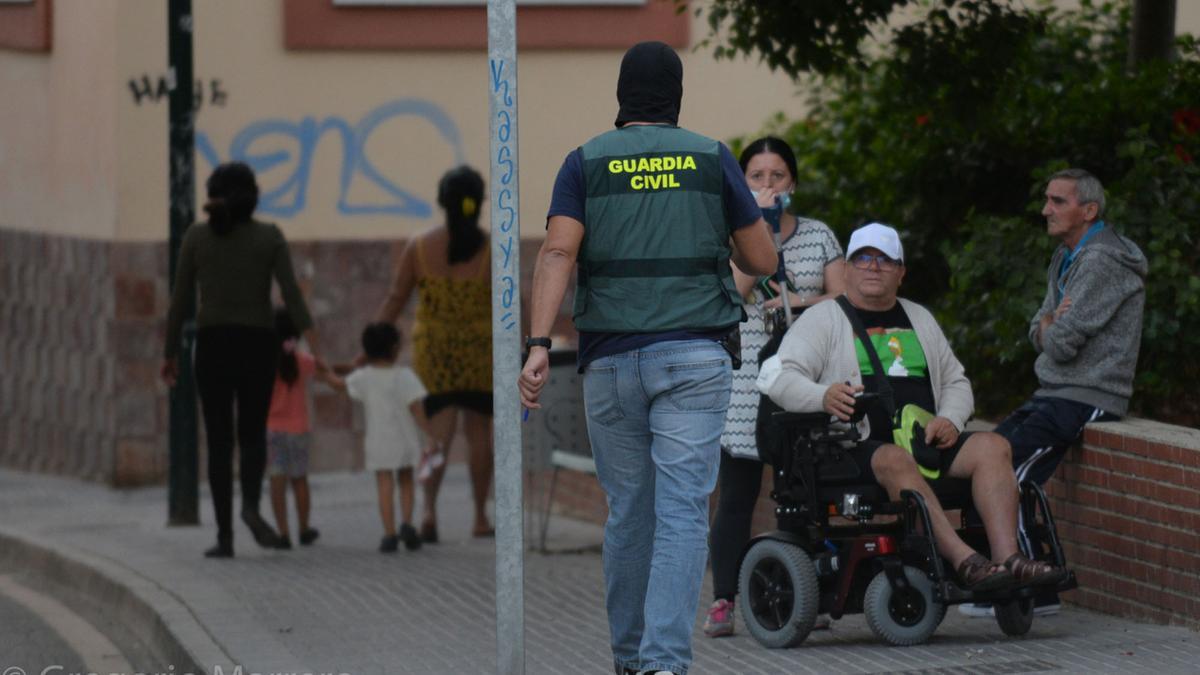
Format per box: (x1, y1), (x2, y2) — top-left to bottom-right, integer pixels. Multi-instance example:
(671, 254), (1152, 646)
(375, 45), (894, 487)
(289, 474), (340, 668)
(0, 0), (118, 239)
(111, 0), (810, 242)
(6, 0), (1198, 242)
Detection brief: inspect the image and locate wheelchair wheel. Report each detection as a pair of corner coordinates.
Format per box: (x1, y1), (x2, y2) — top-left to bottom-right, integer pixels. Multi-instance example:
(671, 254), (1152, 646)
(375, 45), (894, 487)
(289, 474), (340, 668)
(995, 597), (1034, 636)
(737, 539), (819, 648)
(863, 565), (945, 646)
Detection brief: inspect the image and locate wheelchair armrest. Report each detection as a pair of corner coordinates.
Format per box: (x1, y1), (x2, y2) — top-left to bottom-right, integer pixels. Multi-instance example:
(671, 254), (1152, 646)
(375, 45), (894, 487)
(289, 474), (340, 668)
(770, 411), (834, 430)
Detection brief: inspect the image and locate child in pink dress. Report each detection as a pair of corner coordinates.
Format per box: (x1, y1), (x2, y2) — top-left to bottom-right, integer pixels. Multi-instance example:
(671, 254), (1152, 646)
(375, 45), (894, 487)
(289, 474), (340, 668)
(266, 308), (334, 549)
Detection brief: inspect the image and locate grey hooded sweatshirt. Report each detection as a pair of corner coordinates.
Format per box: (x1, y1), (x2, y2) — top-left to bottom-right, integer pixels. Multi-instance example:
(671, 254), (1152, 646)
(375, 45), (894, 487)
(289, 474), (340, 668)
(1031, 224), (1147, 415)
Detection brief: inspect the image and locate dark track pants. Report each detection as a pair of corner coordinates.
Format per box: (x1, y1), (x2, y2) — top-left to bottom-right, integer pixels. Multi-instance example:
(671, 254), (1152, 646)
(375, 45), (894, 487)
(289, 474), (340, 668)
(997, 396), (1114, 489)
(997, 395), (1114, 601)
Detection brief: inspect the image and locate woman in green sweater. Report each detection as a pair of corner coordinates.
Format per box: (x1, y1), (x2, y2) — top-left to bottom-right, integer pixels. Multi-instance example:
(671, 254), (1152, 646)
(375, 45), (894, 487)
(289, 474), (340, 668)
(162, 162), (322, 558)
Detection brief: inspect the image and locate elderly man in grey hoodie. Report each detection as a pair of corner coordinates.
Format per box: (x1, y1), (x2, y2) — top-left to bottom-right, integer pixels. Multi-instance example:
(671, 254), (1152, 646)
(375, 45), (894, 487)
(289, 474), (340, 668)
(961, 168), (1147, 619)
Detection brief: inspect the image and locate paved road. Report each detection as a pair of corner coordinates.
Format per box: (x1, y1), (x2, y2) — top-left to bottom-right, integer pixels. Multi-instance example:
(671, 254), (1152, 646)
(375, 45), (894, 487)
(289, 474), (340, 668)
(0, 467), (1196, 674)
(0, 582), (87, 674)
(0, 565), (135, 675)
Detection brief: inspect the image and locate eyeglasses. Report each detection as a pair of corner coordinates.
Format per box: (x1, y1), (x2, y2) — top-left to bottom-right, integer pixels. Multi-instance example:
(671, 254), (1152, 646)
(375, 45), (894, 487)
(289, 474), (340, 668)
(850, 253), (901, 271)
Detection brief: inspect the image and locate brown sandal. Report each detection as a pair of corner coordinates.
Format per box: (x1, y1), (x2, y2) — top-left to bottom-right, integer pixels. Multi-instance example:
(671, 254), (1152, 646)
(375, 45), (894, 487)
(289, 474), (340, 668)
(956, 553), (1015, 592)
(1004, 553), (1067, 586)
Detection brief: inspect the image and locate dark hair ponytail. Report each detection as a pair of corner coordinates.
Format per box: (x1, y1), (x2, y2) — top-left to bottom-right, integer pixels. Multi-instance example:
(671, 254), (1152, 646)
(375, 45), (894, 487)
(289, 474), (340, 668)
(274, 307), (300, 387)
(205, 162), (260, 235)
(437, 165), (486, 265)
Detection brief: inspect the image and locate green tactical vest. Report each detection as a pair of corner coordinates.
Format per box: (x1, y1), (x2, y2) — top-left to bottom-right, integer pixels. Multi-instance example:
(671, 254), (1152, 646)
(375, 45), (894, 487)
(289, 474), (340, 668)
(574, 125), (744, 332)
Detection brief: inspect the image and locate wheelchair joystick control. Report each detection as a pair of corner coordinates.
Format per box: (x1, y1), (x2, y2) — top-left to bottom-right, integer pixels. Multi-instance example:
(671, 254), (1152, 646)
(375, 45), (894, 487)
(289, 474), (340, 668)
(841, 493), (875, 521)
(842, 493), (860, 516)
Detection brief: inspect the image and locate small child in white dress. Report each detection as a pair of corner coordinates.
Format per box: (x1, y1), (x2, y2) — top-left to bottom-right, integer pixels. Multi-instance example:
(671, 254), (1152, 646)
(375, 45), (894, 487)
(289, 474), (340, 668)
(329, 323), (435, 553)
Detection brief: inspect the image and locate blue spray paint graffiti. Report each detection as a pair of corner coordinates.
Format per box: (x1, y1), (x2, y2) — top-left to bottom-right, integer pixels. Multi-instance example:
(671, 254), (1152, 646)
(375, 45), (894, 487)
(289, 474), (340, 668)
(490, 59), (517, 332)
(195, 98), (464, 218)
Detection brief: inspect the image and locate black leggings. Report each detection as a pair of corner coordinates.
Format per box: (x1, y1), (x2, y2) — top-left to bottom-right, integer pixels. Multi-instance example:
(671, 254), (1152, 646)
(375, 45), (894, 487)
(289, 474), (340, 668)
(194, 325), (277, 542)
(709, 452), (765, 601)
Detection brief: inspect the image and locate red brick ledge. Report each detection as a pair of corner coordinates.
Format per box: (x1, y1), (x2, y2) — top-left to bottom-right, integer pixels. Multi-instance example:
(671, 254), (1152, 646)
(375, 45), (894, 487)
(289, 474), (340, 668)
(1046, 418), (1199, 628)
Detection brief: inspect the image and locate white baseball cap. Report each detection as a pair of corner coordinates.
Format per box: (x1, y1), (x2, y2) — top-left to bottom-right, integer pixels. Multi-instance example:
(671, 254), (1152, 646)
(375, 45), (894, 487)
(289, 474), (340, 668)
(846, 222), (904, 263)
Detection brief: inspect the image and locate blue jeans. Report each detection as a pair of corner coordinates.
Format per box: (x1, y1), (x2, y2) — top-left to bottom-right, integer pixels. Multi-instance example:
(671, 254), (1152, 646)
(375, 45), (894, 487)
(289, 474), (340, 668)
(583, 339), (732, 675)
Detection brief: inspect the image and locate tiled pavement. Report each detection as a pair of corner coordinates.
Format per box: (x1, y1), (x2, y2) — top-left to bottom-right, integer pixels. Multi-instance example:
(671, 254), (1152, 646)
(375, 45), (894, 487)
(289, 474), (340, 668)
(0, 467), (1196, 674)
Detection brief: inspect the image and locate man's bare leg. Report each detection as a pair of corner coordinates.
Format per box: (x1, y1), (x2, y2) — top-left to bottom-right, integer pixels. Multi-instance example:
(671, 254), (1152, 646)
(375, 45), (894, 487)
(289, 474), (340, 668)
(946, 432), (1019, 562)
(871, 444), (1000, 573)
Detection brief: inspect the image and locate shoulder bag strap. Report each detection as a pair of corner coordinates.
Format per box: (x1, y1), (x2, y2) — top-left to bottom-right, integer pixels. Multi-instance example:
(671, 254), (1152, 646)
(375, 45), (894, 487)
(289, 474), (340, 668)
(835, 294), (897, 419)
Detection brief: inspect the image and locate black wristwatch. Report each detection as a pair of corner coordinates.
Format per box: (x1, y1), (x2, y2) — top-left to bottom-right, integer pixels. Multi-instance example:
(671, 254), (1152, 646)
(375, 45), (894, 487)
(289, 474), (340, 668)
(525, 336), (552, 350)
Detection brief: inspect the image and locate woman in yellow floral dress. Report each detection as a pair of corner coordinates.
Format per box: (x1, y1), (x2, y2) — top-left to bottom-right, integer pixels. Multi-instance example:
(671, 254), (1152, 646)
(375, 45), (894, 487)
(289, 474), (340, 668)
(375, 166), (493, 541)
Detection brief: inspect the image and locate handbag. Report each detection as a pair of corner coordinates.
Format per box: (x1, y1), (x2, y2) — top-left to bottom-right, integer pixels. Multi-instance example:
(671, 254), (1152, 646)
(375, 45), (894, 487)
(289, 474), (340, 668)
(835, 296), (942, 479)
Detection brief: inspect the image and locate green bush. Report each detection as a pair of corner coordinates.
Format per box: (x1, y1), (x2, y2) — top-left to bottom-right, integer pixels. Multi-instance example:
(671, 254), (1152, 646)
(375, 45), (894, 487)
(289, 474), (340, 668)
(752, 1), (1200, 423)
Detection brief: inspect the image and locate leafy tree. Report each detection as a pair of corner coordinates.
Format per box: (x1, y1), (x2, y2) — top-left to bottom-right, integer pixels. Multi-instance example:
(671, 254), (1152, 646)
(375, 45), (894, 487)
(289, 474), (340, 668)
(721, 1), (1200, 423)
(687, 0), (911, 76)
(689, 0), (1178, 77)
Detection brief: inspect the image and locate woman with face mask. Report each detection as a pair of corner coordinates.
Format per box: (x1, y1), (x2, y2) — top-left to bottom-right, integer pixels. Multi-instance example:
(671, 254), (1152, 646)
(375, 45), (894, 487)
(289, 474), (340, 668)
(162, 161), (323, 558)
(704, 137), (847, 638)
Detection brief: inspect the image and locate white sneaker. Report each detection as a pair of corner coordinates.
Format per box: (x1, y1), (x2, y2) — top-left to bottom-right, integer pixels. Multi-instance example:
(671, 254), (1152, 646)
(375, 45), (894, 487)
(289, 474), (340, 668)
(1034, 602), (1061, 617)
(958, 602), (995, 618)
(958, 602), (1061, 618)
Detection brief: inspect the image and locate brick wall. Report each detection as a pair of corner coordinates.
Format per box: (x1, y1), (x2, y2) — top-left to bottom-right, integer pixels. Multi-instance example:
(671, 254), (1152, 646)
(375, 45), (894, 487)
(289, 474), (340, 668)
(1, 226), (546, 485)
(1, 230), (116, 482)
(1046, 418), (1200, 629)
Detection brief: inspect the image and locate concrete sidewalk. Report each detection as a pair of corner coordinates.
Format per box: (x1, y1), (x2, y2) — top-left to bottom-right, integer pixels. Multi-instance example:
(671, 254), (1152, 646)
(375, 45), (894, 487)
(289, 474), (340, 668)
(1, 466), (1196, 674)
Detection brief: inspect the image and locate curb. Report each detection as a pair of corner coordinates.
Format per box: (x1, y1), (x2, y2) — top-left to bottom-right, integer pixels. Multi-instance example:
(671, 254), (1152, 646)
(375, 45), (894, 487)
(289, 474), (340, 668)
(0, 526), (230, 672)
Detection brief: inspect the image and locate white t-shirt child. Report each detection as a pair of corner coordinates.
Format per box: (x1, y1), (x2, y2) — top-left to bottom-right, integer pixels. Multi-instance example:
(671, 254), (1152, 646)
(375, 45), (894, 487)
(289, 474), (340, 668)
(345, 365), (428, 471)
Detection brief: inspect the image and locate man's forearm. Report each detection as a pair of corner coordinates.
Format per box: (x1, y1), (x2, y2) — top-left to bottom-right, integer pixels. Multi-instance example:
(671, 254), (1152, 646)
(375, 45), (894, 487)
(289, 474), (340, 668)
(529, 246), (575, 337)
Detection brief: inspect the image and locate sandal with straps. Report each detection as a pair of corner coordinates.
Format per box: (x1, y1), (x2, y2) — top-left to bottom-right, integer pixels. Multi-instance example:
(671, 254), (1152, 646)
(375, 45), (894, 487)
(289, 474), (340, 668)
(955, 552), (1015, 592)
(1004, 553), (1067, 586)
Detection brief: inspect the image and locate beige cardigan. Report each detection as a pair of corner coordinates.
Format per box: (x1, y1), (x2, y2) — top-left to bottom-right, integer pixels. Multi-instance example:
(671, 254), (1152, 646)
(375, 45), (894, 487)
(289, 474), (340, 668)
(762, 296), (974, 439)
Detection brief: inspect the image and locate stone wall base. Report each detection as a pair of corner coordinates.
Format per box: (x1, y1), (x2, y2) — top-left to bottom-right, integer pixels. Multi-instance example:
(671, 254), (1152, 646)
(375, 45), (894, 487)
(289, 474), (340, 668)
(0, 227), (548, 485)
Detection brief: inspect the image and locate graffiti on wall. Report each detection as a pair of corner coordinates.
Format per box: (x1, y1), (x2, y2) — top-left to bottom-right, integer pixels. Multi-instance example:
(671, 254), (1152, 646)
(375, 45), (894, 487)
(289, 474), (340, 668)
(490, 59), (517, 332)
(125, 69), (465, 220)
(195, 98), (464, 219)
(128, 73), (228, 110)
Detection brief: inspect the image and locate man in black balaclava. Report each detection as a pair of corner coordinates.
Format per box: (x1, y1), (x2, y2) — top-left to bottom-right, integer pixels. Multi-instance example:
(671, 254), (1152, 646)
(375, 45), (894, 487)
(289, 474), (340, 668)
(519, 41), (776, 675)
(614, 40), (683, 128)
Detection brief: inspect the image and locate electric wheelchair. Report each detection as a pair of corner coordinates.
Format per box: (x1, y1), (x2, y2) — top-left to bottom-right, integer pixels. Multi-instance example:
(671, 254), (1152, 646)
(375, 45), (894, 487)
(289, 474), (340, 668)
(736, 394), (1077, 648)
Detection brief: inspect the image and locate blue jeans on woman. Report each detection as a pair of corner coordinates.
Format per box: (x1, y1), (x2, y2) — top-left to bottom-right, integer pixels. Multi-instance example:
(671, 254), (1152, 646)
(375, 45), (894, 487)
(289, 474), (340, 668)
(583, 339), (732, 675)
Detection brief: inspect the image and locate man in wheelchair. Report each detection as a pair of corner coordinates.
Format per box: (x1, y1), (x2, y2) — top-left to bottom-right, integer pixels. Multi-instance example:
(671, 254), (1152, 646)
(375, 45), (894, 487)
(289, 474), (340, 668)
(760, 223), (1067, 593)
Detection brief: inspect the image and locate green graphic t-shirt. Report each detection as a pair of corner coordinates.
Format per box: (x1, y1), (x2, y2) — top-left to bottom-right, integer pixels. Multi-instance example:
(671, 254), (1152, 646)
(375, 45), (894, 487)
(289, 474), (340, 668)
(852, 303), (937, 442)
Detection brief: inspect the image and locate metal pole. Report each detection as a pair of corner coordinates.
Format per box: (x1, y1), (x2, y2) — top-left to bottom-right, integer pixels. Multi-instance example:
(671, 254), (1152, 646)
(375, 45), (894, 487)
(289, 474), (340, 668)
(167, 0), (199, 526)
(488, 1), (524, 672)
